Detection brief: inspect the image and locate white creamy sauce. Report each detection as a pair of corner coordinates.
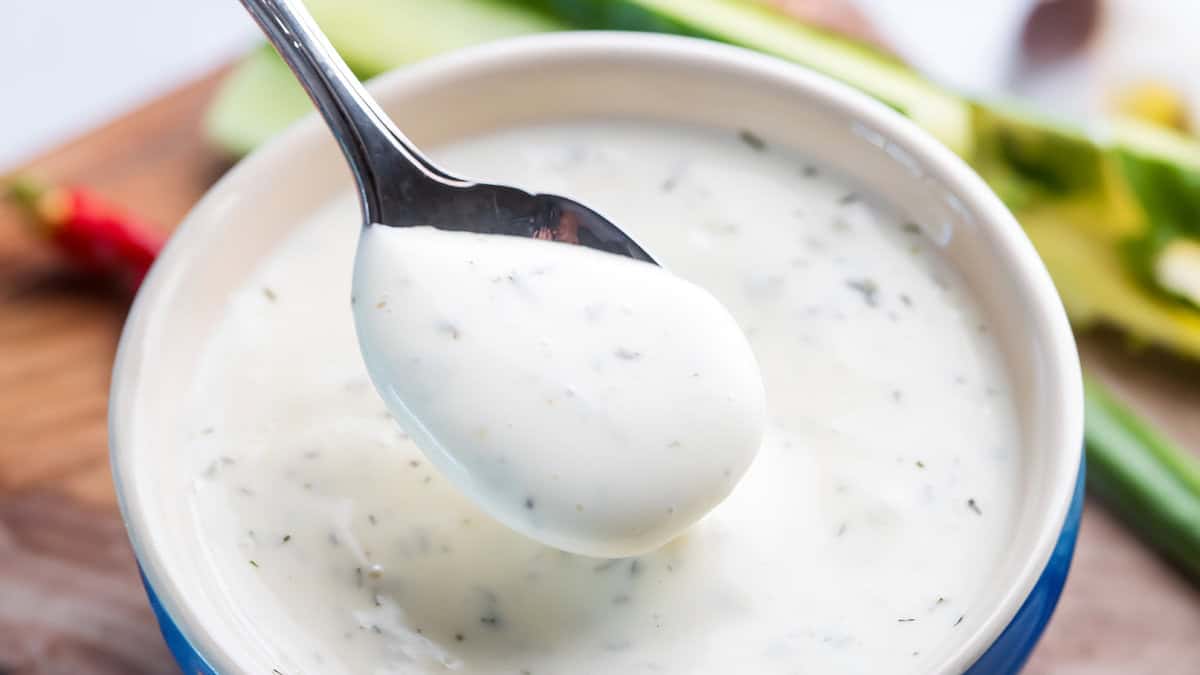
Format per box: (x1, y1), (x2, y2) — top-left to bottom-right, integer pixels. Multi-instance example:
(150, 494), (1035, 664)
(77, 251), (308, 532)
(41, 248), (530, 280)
(185, 121), (1021, 674)
(351, 225), (765, 557)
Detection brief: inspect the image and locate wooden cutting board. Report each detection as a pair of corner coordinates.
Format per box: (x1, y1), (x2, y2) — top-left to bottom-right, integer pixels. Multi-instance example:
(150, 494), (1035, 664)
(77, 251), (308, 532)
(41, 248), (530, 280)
(1, 67), (1198, 675)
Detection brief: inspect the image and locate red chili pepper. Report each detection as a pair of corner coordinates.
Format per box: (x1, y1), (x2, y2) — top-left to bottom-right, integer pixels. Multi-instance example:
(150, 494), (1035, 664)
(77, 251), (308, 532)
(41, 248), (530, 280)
(6, 176), (166, 291)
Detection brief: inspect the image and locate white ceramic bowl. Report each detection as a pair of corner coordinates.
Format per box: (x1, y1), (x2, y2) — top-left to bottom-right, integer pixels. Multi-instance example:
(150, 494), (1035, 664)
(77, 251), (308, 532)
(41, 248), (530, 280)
(110, 32), (1084, 675)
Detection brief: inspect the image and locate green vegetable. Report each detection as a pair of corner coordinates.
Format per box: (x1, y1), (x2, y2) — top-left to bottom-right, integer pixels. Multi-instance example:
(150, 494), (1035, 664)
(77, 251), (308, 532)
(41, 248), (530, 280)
(966, 104), (1200, 356)
(310, 0), (563, 74)
(205, 0), (564, 154)
(1111, 119), (1200, 307)
(968, 101), (1115, 209)
(1084, 378), (1200, 580)
(525, 0), (972, 154)
(206, 46), (313, 158)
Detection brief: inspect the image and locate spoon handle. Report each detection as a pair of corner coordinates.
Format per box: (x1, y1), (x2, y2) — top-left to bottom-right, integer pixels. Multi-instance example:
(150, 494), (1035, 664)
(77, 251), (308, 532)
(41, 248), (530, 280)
(238, 0), (462, 224)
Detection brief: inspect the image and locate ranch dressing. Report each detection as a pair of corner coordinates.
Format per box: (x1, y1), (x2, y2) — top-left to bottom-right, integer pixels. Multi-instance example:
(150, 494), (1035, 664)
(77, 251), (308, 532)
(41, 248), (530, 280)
(351, 225), (766, 557)
(184, 120), (1022, 674)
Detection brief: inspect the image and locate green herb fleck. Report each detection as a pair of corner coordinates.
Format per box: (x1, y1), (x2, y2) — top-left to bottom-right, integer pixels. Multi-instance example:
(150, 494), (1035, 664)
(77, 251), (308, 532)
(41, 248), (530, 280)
(846, 278), (880, 307)
(738, 129), (766, 151)
(249, 560), (259, 568)
(262, 287), (277, 302)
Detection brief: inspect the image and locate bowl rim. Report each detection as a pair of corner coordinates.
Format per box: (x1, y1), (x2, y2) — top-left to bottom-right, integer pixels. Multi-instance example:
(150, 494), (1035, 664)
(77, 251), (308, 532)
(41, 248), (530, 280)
(110, 30), (1084, 674)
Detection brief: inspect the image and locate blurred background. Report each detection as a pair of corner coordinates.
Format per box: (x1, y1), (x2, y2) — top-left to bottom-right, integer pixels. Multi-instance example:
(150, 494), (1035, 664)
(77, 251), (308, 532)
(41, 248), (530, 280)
(2, 1), (1199, 673)
(5, 0), (1200, 168)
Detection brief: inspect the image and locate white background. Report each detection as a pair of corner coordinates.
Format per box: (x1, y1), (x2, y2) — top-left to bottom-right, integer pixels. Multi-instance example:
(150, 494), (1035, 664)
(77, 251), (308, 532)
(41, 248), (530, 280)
(3, 1), (1198, 171)
(2, 1), (258, 169)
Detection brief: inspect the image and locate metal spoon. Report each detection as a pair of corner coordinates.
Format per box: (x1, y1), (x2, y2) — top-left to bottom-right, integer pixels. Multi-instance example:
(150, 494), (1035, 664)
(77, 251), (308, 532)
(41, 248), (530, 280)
(238, 0), (655, 263)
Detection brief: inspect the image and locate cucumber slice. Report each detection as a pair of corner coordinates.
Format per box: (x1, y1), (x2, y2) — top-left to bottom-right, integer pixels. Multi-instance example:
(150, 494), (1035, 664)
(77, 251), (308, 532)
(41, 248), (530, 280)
(206, 47), (312, 158)
(1110, 116), (1200, 173)
(205, 0), (563, 156)
(970, 101), (1108, 202)
(307, 0), (563, 75)
(525, 0), (972, 155)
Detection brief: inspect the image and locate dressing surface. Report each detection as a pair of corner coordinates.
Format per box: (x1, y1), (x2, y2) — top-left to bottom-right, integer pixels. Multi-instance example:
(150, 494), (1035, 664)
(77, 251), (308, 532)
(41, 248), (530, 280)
(184, 121), (1022, 674)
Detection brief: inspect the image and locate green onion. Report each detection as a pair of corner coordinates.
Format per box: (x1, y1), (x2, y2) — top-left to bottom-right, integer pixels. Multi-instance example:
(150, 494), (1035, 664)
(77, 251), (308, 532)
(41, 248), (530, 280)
(1085, 377), (1200, 581)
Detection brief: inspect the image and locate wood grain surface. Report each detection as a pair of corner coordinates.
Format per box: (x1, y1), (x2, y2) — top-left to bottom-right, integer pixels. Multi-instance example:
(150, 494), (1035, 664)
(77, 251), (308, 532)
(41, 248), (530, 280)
(0, 69), (231, 675)
(1, 52), (1199, 675)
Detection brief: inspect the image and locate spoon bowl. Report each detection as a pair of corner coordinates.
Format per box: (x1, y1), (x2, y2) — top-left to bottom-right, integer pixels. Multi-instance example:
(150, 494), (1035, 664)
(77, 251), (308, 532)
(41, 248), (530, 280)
(240, 0), (655, 263)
